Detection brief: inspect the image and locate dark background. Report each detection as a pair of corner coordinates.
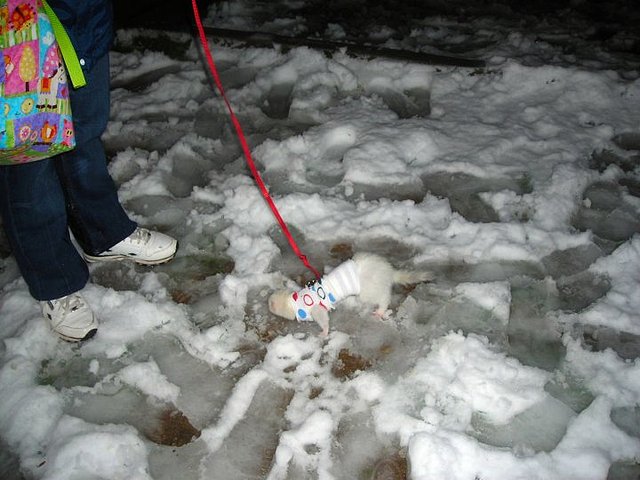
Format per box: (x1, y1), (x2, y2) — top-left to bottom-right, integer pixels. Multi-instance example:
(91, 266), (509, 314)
(112, 0), (640, 35)
(113, 0), (640, 62)
(111, 0), (640, 63)
(112, 0), (214, 31)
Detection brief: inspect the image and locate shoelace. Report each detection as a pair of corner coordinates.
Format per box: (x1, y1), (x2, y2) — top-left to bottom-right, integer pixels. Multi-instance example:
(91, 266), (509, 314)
(126, 228), (151, 246)
(47, 294), (84, 325)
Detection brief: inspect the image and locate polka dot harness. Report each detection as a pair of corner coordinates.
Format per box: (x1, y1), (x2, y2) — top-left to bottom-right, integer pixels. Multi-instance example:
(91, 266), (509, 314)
(290, 259), (361, 322)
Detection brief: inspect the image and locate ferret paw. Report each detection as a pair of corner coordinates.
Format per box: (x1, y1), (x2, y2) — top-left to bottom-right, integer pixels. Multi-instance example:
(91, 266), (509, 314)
(373, 308), (391, 320)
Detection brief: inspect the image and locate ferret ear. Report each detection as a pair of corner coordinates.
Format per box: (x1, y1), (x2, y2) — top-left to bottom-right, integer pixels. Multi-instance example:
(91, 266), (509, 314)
(284, 278), (301, 290)
(270, 265), (299, 291)
(271, 274), (299, 291)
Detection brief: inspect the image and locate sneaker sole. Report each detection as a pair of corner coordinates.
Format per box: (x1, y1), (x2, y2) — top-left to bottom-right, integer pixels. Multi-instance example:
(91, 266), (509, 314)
(84, 253), (176, 265)
(56, 327), (98, 343)
(83, 246), (177, 266)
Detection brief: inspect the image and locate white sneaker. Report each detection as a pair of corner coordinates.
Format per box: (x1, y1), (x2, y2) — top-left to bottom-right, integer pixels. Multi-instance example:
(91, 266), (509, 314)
(41, 293), (98, 342)
(83, 227), (177, 265)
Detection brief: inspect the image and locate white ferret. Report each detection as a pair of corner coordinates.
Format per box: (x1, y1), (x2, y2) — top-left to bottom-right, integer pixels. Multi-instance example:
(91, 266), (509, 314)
(268, 252), (432, 336)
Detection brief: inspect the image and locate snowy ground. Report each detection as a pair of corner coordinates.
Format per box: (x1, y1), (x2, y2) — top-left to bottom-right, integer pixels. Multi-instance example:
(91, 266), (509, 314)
(1, 1), (640, 479)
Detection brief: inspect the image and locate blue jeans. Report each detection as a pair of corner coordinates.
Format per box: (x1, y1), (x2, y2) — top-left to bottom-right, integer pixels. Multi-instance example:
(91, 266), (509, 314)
(0, 54), (136, 301)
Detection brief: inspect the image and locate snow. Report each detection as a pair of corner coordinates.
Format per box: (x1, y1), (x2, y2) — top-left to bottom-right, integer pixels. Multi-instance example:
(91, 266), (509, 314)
(1, 0), (640, 479)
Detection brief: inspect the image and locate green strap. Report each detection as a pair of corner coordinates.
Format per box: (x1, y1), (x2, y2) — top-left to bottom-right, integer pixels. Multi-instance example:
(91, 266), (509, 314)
(41, 0), (87, 89)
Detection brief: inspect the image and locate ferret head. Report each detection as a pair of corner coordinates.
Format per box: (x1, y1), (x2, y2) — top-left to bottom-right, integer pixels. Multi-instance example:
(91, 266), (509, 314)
(268, 290), (296, 320)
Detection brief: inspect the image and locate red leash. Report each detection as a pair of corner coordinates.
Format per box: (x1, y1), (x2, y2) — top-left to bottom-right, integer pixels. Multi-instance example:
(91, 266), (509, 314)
(191, 0), (321, 280)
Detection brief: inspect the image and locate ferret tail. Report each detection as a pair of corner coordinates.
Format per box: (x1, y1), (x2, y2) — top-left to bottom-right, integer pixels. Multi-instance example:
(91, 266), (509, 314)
(392, 269), (434, 285)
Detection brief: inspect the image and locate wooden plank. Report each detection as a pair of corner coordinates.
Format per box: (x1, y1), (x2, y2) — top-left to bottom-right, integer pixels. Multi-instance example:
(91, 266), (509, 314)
(203, 26), (486, 68)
